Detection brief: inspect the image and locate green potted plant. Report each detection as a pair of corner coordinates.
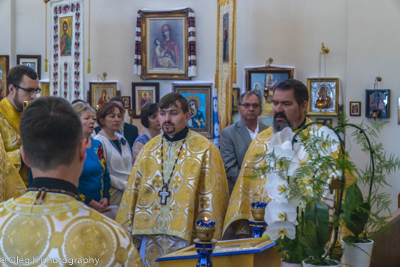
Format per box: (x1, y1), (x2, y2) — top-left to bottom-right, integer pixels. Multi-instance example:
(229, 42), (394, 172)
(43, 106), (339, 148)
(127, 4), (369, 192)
(341, 121), (400, 267)
(256, 116), (400, 266)
(256, 121), (347, 266)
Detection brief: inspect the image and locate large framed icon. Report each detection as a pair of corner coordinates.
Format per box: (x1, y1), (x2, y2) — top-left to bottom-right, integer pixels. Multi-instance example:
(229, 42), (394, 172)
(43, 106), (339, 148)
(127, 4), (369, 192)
(139, 9), (194, 80)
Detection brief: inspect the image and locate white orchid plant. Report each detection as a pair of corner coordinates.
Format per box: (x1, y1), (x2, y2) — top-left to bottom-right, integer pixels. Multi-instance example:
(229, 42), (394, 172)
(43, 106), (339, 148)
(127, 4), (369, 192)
(253, 123), (347, 265)
(253, 116), (400, 265)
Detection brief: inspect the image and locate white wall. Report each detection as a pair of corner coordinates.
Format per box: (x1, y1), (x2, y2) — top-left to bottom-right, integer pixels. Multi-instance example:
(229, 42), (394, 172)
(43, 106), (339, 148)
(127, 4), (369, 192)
(1, 0), (399, 213)
(346, 0), (400, 215)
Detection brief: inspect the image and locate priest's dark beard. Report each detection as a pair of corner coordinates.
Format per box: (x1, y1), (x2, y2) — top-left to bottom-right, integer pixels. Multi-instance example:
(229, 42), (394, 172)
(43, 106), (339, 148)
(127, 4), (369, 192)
(273, 112), (299, 133)
(14, 90), (24, 112)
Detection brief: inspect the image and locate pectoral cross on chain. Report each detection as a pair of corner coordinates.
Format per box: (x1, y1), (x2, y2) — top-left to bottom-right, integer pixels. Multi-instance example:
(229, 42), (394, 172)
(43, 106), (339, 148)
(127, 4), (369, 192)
(158, 184), (171, 205)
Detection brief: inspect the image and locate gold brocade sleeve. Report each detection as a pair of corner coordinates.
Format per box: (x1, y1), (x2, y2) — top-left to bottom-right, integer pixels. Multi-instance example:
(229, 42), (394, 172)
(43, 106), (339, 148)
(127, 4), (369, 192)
(0, 131), (26, 202)
(222, 127), (274, 235)
(116, 152), (142, 234)
(0, 104), (28, 186)
(194, 142), (229, 240)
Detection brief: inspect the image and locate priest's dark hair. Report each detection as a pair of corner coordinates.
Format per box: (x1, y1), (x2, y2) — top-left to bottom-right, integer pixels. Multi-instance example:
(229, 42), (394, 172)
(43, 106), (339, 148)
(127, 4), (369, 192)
(141, 103), (159, 128)
(158, 92), (189, 114)
(20, 96), (82, 171)
(273, 79), (309, 107)
(6, 65), (38, 95)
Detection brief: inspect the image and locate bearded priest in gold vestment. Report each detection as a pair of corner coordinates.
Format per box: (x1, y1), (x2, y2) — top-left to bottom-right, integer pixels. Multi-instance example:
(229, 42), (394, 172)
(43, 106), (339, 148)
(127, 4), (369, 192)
(0, 97), (142, 266)
(223, 80), (324, 238)
(0, 65), (39, 193)
(116, 93), (229, 267)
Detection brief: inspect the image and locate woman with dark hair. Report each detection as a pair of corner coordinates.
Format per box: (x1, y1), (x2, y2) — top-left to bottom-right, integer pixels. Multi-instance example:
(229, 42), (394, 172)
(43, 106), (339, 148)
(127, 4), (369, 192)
(94, 102), (133, 206)
(72, 102), (111, 211)
(132, 103), (161, 162)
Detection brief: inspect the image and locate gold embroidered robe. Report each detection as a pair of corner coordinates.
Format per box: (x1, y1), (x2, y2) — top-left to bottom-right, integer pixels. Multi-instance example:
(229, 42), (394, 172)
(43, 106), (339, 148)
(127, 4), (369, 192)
(223, 118), (315, 234)
(116, 130), (229, 266)
(0, 99), (27, 200)
(0, 98), (29, 188)
(222, 118), (353, 237)
(0, 191), (142, 266)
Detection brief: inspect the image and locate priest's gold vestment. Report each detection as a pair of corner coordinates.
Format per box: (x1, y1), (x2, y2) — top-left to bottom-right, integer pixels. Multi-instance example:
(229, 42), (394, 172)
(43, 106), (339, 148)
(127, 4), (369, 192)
(0, 99), (27, 200)
(223, 118), (314, 234)
(223, 118), (353, 237)
(0, 192), (142, 266)
(116, 130), (229, 266)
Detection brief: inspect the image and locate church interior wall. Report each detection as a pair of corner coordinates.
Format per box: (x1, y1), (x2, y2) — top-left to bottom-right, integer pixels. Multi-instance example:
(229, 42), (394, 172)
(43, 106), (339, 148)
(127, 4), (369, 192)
(1, 0), (399, 213)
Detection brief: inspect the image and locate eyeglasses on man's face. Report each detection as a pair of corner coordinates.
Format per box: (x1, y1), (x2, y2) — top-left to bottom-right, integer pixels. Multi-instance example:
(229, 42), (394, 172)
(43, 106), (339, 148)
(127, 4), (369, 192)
(239, 103), (261, 109)
(14, 85), (41, 95)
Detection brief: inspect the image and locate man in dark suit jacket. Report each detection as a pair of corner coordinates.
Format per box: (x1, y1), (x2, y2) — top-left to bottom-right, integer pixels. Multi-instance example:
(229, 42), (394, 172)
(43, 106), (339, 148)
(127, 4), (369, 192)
(220, 91), (268, 194)
(94, 97), (138, 148)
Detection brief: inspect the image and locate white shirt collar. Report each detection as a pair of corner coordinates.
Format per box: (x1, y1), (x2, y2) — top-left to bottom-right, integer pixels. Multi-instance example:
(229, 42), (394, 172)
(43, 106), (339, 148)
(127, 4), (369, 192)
(246, 123), (259, 140)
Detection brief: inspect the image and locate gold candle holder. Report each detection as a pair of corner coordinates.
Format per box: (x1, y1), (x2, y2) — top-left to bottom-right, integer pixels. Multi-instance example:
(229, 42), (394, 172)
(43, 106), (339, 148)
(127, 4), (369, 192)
(251, 206), (266, 222)
(195, 219), (216, 242)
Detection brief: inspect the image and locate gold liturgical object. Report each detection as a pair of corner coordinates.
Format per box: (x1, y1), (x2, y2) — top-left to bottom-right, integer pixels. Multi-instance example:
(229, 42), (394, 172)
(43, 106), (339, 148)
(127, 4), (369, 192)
(316, 42), (330, 112)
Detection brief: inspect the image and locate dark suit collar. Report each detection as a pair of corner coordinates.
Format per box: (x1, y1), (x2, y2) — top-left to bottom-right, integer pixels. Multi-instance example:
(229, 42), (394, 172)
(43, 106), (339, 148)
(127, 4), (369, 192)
(236, 120), (252, 146)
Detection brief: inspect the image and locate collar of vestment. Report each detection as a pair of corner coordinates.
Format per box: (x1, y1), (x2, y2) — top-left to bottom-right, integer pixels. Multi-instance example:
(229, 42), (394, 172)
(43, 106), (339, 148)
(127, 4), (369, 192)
(0, 98), (21, 134)
(163, 126), (189, 142)
(4, 177), (83, 215)
(31, 177), (80, 197)
(296, 117), (308, 130)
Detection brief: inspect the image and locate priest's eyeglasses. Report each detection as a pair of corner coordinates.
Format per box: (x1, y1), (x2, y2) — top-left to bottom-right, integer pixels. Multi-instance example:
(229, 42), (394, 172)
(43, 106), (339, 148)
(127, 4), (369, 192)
(14, 85), (41, 95)
(240, 103), (261, 109)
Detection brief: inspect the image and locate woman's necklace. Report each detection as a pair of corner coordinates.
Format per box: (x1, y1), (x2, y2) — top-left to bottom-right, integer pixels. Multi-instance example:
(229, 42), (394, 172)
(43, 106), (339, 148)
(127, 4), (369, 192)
(158, 136), (186, 205)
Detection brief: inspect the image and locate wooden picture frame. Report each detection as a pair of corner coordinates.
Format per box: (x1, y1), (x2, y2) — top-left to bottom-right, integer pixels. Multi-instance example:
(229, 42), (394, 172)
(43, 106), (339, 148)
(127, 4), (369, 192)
(17, 55), (41, 79)
(232, 87), (240, 112)
(89, 82), (120, 109)
(39, 81), (50, 97)
(245, 67), (294, 127)
(0, 55), (10, 97)
(132, 82), (160, 118)
(315, 118), (333, 126)
(140, 9), (190, 80)
(307, 78), (340, 116)
(122, 96), (131, 109)
(365, 89), (390, 118)
(245, 67), (294, 93)
(349, 101), (361, 116)
(172, 83), (214, 138)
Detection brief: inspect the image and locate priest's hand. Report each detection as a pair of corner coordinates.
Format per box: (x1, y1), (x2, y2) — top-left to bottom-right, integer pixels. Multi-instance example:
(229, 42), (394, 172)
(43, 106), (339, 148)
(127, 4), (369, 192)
(88, 200), (104, 211)
(99, 198), (109, 209)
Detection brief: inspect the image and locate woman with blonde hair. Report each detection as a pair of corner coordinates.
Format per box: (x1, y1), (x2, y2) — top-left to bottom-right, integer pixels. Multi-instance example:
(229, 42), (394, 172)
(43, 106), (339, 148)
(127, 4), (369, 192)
(72, 102), (111, 211)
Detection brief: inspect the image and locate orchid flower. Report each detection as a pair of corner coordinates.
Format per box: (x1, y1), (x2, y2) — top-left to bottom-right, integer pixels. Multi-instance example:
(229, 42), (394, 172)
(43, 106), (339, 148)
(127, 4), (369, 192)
(267, 146), (300, 176)
(264, 200), (298, 225)
(266, 221), (296, 240)
(309, 125), (339, 156)
(268, 127), (307, 161)
(264, 173), (289, 202)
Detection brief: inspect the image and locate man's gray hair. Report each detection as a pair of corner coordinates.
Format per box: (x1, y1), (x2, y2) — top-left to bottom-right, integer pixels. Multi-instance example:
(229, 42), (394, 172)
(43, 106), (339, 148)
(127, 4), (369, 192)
(237, 90), (263, 113)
